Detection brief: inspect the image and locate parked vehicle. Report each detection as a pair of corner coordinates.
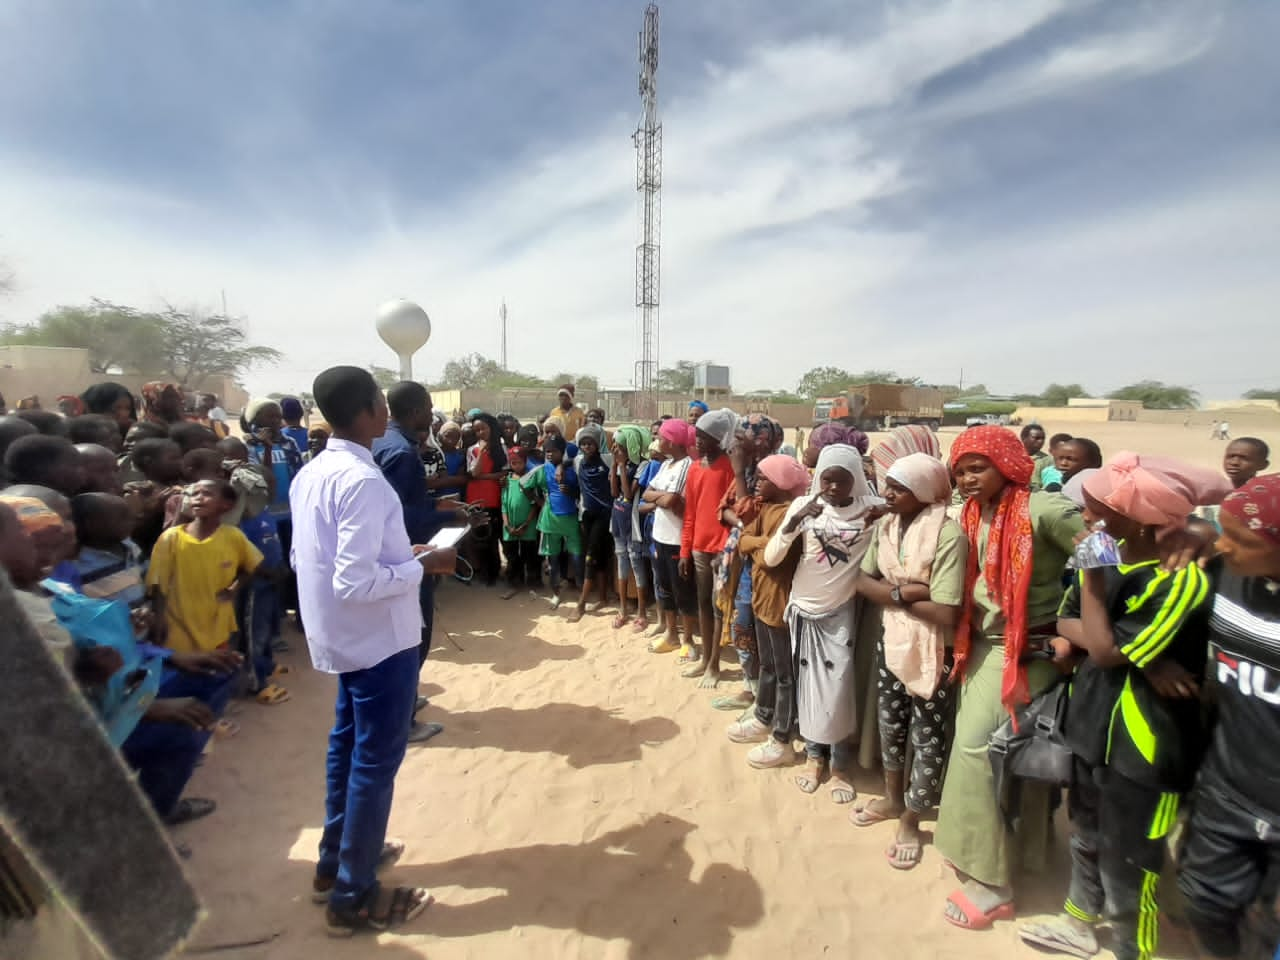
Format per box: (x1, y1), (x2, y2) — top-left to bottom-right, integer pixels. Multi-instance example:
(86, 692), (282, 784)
(812, 383), (944, 431)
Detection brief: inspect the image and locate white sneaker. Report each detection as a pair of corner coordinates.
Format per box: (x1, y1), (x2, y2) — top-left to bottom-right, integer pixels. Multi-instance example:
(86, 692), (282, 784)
(726, 716), (770, 744)
(747, 740), (791, 768)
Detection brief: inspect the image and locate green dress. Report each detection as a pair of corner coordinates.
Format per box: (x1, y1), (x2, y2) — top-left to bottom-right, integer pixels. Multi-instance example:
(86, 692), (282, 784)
(933, 492), (1083, 888)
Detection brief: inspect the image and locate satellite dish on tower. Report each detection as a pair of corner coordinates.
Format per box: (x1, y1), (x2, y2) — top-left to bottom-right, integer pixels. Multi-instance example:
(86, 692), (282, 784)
(376, 299), (432, 381)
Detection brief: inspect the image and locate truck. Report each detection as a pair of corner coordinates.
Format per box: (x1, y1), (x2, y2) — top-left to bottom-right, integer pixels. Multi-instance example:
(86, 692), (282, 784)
(812, 383), (945, 432)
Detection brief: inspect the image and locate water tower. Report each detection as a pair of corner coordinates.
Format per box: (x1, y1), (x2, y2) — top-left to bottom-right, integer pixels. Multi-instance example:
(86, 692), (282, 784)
(375, 299), (432, 381)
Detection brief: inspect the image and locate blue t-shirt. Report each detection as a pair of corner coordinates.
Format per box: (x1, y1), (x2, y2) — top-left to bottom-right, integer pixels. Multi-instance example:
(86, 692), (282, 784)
(538, 461), (580, 517)
(578, 456), (612, 515)
(372, 420), (446, 545)
(246, 435), (303, 508)
(283, 425), (310, 456)
(240, 511), (284, 570)
(443, 450), (466, 478)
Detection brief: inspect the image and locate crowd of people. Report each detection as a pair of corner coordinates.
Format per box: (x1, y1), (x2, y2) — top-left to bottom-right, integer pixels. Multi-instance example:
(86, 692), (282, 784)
(3, 373), (1279, 958)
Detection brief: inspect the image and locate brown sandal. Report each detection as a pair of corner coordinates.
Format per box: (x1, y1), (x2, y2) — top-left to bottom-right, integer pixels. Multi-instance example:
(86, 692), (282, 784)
(312, 840), (407, 903)
(325, 884), (432, 937)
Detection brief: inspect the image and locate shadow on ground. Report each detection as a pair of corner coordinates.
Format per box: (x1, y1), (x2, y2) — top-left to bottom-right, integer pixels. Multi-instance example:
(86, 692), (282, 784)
(391, 814), (763, 959)
(433, 702), (679, 768)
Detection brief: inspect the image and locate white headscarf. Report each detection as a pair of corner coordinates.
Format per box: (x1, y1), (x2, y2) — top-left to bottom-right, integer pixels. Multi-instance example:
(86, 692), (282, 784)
(811, 443), (882, 507)
(886, 452), (952, 505)
(695, 408), (739, 450)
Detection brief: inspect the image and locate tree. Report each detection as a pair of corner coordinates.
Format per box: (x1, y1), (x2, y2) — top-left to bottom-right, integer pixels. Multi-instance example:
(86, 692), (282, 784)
(2, 300), (165, 373)
(551, 372), (598, 393)
(0, 299), (281, 386)
(656, 361), (697, 394)
(153, 305), (282, 387)
(437, 352), (546, 390)
(938, 383), (989, 402)
(796, 367), (853, 400)
(1036, 383), (1091, 407)
(1108, 380), (1199, 410)
(1244, 388), (1280, 401)
(368, 365), (399, 390)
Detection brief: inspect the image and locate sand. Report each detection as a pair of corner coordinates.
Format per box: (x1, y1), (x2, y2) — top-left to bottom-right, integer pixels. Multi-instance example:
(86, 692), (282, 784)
(174, 421), (1241, 959)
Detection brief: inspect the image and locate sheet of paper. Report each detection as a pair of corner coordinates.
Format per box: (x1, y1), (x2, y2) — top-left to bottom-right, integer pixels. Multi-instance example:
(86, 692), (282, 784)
(426, 526), (468, 550)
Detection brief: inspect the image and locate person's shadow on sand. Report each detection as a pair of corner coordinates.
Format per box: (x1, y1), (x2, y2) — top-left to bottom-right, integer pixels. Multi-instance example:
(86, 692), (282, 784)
(438, 702), (678, 768)
(430, 623), (586, 675)
(395, 815), (763, 958)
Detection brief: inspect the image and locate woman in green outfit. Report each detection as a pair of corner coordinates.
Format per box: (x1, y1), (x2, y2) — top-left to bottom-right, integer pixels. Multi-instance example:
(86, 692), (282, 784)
(935, 426), (1084, 930)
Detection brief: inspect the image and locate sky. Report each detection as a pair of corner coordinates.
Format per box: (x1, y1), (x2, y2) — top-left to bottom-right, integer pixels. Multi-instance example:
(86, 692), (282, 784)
(1, 0), (1277, 401)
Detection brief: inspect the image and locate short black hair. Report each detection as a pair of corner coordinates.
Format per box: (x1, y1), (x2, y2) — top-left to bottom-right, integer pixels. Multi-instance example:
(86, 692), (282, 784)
(67, 415), (120, 446)
(217, 436), (248, 458)
(15, 409), (68, 437)
(71, 491), (130, 536)
(1020, 424), (1045, 440)
(1048, 432), (1073, 448)
(183, 448), (225, 478)
(387, 381), (430, 421)
(190, 477), (237, 503)
(1233, 437), (1270, 461)
(1066, 437), (1103, 468)
(126, 422), (169, 441)
(313, 366), (380, 430)
(131, 438), (179, 473)
(169, 421), (217, 453)
(4, 435), (78, 485)
(0, 416), (38, 461)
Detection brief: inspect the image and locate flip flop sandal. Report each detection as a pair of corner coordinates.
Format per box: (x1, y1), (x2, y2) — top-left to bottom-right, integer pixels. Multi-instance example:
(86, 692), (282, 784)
(165, 796), (217, 826)
(943, 889), (1015, 930)
(325, 885), (432, 937)
(794, 761), (828, 795)
(631, 617), (648, 633)
(611, 614), (628, 629)
(269, 664), (290, 680)
(1018, 919), (1100, 958)
(885, 840), (923, 871)
(829, 777), (857, 805)
(256, 684), (291, 706)
(710, 694), (754, 711)
(313, 841), (406, 902)
(648, 637), (680, 654)
(850, 804), (894, 827)
(214, 718), (240, 738)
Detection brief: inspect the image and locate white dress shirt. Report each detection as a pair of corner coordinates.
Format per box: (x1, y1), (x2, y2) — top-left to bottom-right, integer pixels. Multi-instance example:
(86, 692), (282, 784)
(289, 438), (424, 674)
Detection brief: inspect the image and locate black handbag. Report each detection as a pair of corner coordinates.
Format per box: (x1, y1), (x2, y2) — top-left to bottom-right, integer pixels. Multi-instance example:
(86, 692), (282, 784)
(988, 669), (1072, 829)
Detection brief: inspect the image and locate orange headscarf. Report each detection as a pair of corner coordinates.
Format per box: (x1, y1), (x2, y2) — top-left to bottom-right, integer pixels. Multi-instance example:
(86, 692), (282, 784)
(949, 426), (1035, 717)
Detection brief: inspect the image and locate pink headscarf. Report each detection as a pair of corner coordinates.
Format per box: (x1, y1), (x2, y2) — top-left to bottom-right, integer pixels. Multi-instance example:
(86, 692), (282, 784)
(658, 418), (695, 448)
(1082, 452), (1231, 530)
(757, 454), (810, 497)
(885, 452), (952, 504)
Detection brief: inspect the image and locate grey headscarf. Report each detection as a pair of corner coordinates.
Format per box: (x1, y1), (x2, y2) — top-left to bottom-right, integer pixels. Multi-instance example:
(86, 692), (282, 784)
(695, 408), (739, 450)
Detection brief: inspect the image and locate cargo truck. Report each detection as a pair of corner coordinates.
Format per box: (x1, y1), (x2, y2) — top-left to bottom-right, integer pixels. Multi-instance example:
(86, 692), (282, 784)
(812, 383), (944, 432)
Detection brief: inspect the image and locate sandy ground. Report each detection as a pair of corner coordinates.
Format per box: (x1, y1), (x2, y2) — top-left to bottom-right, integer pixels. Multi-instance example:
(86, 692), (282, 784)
(173, 421), (1246, 959)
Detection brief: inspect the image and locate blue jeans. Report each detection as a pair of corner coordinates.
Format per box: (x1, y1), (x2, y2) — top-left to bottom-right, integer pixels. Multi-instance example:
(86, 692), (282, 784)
(318, 645), (418, 911)
(241, 580), (281, 689)
(121, 667), (236, 818)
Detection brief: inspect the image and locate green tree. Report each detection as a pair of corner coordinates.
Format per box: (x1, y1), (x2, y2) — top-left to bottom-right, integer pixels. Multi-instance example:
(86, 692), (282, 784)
(551, 372), (598, 393)
(1244, 388), (1280, 401)
(368, 365), (400, 390)
(2, 299), (166, 373)
(1034, 383), (1091, 407)
(1108, 380), (1199, 410)
(656, 361), (698, 394)
(438, 352), (546, 390)
(796, 367), (854, 400)
(938, 383), (989, 402)
(153, 305), (282, 387)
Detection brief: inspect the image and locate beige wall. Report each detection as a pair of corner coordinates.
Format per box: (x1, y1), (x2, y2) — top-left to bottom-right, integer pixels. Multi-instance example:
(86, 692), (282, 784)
(0, 345), (248, 414)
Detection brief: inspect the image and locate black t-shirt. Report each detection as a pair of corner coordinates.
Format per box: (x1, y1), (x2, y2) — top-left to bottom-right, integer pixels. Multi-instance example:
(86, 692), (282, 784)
(1059, 560), (1213, 790)
(1201, 567), (1280, 819)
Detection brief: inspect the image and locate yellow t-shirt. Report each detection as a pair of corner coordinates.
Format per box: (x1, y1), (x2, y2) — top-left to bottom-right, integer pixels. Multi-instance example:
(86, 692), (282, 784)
(146, 524), (263, 653)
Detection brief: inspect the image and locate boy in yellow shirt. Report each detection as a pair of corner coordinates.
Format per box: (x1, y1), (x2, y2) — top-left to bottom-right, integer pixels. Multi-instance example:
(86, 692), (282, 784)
(148, 479), (262, 653)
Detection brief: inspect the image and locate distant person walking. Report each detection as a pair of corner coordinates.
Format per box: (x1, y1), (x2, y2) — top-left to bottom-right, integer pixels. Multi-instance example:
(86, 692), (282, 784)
(290, 365), (443, 936)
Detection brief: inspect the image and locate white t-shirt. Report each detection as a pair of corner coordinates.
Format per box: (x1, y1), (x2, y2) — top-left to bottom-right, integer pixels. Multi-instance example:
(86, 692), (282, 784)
(208, 406), (228, 423)
(648, 457), (692, 546)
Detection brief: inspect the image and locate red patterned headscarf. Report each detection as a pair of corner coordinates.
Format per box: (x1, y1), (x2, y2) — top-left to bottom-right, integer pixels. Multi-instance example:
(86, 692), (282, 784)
(949, 426), (1036, 717)
(1222, 474), (1280, 545)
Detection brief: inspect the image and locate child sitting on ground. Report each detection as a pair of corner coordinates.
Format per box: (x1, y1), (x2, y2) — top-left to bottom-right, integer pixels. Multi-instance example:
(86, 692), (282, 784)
(147, 479), (262, 654)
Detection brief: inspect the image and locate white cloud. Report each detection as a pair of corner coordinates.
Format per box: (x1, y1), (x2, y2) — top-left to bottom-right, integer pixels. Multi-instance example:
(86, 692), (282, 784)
(0, 0), (1271, 404)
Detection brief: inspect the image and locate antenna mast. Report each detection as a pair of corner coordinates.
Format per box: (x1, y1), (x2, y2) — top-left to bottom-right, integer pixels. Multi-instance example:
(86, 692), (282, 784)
(499, 300), (508, 369)
(632, 3), (661, 419)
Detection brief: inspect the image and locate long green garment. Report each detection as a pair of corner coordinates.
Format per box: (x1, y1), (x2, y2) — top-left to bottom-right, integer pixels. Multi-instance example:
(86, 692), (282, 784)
(933, 492), (1083, 887)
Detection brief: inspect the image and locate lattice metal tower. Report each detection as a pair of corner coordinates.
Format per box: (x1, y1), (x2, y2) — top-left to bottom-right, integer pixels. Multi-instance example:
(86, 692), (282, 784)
(632, 3), (661, 419)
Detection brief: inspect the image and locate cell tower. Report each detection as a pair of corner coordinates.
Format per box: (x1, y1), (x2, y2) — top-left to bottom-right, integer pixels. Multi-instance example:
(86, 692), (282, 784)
(632, 3), (661, 419)
(499, 299), (508, 369)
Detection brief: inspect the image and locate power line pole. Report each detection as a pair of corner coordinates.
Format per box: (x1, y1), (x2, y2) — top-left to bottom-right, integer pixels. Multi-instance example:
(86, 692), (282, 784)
(499, 299), (508, 369)
(632, 3), (661, 419)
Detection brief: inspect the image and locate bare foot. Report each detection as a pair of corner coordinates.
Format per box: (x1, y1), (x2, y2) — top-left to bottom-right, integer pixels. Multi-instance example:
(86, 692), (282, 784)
(567, 607), (584, 624)
(680, 662), (707, 679)
(697, 670), (722, 689)
(829, 769), (857, 805)
(794, 757), (828, 794)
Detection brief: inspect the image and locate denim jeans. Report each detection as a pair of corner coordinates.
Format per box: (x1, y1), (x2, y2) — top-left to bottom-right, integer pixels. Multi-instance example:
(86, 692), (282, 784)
(240, 581), (281, 690)
(317, 645), (418, 912)
(804, 739), (854, 768)
(753, 619), (796, 743)
(121, 667), (236, 818)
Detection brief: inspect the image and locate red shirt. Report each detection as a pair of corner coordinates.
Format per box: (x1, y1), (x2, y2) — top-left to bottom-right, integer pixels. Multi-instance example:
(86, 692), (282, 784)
(680, 456), (735, 558)
(466, 448), (502, 509)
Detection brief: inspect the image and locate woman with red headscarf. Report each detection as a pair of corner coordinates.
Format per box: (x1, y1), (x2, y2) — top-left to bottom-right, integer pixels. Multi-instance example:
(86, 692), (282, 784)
(1179, 475), (1280, 959)
(934, 425), (1084, 930)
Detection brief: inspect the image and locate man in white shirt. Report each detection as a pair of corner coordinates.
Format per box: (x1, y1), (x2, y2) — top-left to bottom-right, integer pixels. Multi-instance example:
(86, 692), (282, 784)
(290, 365), (443, 935)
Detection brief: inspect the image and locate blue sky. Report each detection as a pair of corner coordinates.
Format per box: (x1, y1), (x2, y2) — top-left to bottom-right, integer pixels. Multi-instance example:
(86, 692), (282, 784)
(1, 0), (1277, 399)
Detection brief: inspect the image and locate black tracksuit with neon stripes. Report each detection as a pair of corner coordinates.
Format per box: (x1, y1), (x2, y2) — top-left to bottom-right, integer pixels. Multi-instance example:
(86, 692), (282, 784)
(1058, 560), (1213, 960)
